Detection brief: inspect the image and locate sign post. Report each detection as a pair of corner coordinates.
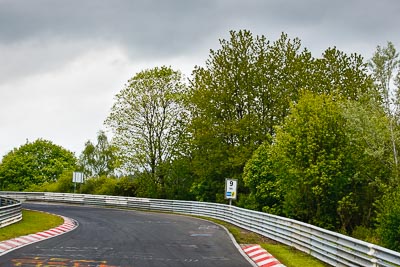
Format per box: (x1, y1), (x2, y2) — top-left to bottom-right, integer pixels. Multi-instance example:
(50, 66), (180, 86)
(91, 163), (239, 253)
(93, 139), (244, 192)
(225, 178), (238, 206)
(72, 172), (84, 193)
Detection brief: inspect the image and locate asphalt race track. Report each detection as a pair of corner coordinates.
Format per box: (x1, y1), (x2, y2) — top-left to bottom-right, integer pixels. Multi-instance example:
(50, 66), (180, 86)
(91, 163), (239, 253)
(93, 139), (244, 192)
(0, 203), (253, 267)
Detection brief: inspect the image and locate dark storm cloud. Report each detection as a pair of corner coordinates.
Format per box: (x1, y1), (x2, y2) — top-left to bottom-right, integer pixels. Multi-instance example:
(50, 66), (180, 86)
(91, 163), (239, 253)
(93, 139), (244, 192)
(0, 0), (225, 83)
(1, 0), (399, 65)
(0, 0), (220, 55)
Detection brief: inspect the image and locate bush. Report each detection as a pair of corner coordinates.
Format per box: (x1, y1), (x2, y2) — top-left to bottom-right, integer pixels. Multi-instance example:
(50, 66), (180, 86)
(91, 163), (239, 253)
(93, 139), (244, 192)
(114, 176), (137, 197)
(79, 176), (137, 196)
(351, 225), (379, 245)
(80, 176), (114, 195)
(26, 170), (74, 193)
(375, 187), (400, 251)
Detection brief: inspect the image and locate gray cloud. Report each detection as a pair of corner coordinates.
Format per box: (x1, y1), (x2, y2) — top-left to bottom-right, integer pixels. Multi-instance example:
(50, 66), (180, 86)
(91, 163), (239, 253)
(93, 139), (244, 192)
(0, 1), (220, 53)
(1, 0), (399, 66)
(0, 0), (224, 83)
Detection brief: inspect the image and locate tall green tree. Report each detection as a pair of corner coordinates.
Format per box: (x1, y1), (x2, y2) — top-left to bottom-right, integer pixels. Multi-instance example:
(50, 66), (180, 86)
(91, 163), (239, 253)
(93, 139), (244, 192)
(105, 66), (188, 197)
(369, 42), (400, 251)
(341, 99), (394, 227)
(369, 41), (400, 178)
(272, 92), (349, 229)
(0, 139), (76, 191)
(79, 130), (119, 178)
(189, 30), (311, 201)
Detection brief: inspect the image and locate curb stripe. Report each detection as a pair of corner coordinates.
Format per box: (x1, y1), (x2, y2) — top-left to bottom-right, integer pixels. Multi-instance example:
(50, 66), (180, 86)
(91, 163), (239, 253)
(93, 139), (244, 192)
(0, 244), (12, 250)
(254, 254), (273, 261)
(259, 260), (279, 266)
(241, 245), (286, 267)
(36, 232), (53, 238)
(25, 234), (42, 241)
(244, 246), (260, 252)
(17, 236), (37, 243)
(249, 249), (265, 257)
(3, 240), (21, 247)
(0, 215), (78, 256)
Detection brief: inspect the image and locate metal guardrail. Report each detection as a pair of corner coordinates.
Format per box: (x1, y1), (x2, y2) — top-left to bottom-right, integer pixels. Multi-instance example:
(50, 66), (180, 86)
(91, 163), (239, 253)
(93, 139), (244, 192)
(0, 196), (22, 228)
(1, 191), (399, 267)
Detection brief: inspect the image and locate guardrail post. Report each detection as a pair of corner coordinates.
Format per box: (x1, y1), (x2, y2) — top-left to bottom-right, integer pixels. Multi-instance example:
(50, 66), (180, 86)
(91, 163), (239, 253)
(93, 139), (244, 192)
(367, 244), (378, 267)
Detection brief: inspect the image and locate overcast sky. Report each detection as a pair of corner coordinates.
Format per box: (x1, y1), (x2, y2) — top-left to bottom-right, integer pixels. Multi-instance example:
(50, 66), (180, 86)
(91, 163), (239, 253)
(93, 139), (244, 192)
(1, 0), (399, 158)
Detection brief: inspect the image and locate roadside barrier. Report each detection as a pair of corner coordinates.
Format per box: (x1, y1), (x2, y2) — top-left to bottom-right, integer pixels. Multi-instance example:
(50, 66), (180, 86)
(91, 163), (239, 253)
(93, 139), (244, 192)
(0, 197), (22, 228)
(1, 191), (399, 267)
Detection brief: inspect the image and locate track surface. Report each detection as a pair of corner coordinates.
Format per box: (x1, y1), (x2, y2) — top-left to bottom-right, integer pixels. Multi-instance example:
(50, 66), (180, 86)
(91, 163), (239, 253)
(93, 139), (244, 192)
(0, 203), (252, 267)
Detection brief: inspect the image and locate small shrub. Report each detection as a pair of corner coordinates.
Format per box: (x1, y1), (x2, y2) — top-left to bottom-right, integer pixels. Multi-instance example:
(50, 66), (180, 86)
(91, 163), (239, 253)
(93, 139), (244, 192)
(375, 187), (400, 251)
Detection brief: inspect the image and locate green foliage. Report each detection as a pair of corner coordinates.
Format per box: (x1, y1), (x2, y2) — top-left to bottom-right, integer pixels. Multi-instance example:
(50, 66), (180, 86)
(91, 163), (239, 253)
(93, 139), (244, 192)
(351, 226), (379, 245)
(243, 139), (285, 214)
(27, 172), (137, 197)
(163, 157), (195, 200)
(272, 92), (349, 229)
(244, 89), (394, 233)
(376, 186), (400, 251)
(313, 47), (373, 99)
(369, 41), (400, 113)
(0, 139), (76, 191)
(105, 66), (188, 197)
(340, 99), (393, 228)
(80, 176), (114, 195)
(80, 176), (136, 196)
(113, 176), (137, 197)
(27, 170), (75, 193)
(188, 30), (373, 203)
(337, 193), (359, 233)
(369, 42), (400, 179)
(130, 172), (161, 198)
(79, 130), (119, 178)
(189, 30), (308, 201)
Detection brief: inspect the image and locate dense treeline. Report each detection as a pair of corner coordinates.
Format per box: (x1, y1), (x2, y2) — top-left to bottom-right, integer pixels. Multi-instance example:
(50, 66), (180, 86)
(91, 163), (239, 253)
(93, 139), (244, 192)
(188, 31), (372, 203)
(1, 30), (400, 251)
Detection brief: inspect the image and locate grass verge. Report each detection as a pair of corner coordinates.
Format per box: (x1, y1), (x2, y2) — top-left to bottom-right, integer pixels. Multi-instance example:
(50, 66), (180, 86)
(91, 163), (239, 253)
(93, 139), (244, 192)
(205, 217), (329, 267)
(0, 209), (64, 241)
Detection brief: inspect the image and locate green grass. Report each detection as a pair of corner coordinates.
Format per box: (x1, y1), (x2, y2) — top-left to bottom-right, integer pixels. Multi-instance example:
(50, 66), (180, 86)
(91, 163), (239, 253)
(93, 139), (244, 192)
(261, 243), (327, 267)
(205, 217), (329, 267)
(0, 209), (64, 241)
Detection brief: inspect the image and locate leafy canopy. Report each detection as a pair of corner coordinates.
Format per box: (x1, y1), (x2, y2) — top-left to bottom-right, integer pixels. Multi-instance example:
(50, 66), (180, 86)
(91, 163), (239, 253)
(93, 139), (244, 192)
(0, 139), (76, 191)
(105, 66), (188, 196)
(188, 29), (373, 202)
(79, 130), (119, 178)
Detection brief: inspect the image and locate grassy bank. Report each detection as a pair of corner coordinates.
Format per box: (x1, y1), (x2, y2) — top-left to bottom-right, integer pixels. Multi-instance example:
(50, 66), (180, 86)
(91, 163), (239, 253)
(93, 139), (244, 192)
(0, 209), (63, 241)
(206, 218), (329, 267)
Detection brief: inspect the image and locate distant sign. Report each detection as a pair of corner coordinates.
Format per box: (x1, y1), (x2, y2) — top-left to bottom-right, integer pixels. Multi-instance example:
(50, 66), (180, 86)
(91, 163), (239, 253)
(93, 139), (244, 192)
(225, 178), (237, 200)
(72, 172), (84, 183)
